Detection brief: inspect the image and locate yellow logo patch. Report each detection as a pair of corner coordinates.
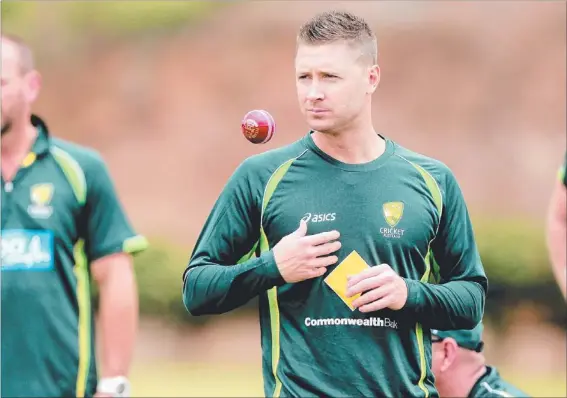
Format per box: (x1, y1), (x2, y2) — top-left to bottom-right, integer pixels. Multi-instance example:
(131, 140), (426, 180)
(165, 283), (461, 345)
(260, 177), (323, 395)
(28, 183), (54, 219)
(383, 201), (404, 227)
(324, 250), (370, 311)
(30, 184), (54, 206)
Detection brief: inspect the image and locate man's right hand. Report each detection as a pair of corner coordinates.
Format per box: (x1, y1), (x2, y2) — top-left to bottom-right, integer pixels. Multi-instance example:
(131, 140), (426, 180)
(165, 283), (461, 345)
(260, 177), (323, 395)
(272, 219), (341, 283)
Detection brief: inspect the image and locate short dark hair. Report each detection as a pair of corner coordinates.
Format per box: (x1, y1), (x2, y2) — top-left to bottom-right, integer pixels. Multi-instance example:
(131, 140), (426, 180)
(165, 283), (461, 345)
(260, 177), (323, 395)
(297, 10), (377, 64)
(2, 33), (35, 73)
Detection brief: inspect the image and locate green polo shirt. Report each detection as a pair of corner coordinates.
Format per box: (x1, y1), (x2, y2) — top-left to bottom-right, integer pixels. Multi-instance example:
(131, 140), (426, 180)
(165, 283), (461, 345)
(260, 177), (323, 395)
(469, 366), (530, 397)
(1, 115), (148, 398)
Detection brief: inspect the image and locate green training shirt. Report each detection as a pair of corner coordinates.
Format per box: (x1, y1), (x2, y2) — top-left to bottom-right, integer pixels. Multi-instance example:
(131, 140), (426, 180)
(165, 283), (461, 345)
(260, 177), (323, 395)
(183, 132), (488, 398)
(469, 366), (530, 397)
(1, 115), (148, 398)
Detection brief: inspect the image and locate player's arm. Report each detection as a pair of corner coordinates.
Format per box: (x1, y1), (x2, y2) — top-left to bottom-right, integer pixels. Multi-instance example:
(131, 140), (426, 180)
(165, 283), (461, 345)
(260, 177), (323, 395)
(182, 159), (285, 316)
(83, 154), (148, 388)
(545, 163), (566, 299)
(402, 170), (488, 330)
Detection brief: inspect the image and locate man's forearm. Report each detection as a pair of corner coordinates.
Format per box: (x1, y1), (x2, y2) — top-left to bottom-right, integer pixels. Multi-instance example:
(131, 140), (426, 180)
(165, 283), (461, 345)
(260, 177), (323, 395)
(402, 279), (486, 330)
(183, 251), (284, 316)
(97, 271), (138, 378)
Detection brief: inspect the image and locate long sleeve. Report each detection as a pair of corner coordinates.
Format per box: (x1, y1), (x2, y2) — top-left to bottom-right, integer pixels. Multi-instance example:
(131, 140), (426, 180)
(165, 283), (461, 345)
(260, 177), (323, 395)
(182, 158), (285, 316)
(402, 167), (488, 330)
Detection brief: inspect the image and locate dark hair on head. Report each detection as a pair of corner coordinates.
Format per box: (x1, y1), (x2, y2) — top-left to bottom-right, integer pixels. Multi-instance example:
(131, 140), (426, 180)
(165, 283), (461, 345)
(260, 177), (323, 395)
(297, 10), (377, 64)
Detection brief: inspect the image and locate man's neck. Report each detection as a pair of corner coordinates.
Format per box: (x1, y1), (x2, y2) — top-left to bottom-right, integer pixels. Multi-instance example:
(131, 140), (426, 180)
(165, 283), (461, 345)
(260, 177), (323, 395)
(1, 118), (38, 181)
(311, 118), (386, 165)
(440, 364), (487, 397)
(1, 118), (37, 157)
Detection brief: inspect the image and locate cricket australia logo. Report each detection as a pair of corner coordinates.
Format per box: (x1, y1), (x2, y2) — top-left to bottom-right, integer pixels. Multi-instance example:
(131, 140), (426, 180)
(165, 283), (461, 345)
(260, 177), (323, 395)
(380, 201), (405, 238)
(27, 183), (54, 219)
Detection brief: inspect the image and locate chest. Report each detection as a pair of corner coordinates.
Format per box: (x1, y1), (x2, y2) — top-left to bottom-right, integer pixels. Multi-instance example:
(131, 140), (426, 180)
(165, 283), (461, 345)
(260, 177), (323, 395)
(1, 162), (82, 269)
(262, 169), (439, 260)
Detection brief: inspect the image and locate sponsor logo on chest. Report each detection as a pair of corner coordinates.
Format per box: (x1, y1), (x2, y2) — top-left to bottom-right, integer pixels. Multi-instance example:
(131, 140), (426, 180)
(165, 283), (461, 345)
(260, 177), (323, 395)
(1, 230), (54, 271)
(381, 201), (406, 239)
(304, 316), (398, 329)
(301, 212), (336, 223)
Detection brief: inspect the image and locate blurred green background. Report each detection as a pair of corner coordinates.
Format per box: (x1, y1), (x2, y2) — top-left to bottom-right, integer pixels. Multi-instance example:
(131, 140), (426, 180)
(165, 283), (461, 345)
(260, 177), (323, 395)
(3, 1), (566, 396)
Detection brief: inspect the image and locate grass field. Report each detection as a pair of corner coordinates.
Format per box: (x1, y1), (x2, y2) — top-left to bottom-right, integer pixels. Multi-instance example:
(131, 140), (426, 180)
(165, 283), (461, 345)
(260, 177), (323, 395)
(131, 362), (263, 397)
(130, 362), (566, 397)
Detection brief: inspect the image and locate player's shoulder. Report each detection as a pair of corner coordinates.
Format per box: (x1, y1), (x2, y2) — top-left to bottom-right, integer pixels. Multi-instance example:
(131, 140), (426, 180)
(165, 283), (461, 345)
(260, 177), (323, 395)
(50, 138), (108, 176)
(237, 137), (308, 177)
(391, 140), (456, 184)
(472, 366), (530, 397)
(392, 141), (452, 175)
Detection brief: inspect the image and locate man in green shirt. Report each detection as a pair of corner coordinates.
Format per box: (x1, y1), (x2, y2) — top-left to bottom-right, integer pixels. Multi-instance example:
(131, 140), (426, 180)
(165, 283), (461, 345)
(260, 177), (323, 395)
(183, 10), (487, 398)
(431, 324), (529, 397)
(1, 34), (148, 397)
(545, 153), (566, 299)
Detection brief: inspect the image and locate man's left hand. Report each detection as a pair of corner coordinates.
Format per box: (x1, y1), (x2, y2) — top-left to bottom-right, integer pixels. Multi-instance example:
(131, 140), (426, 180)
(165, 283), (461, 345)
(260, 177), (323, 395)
(346, 264), (408, 312)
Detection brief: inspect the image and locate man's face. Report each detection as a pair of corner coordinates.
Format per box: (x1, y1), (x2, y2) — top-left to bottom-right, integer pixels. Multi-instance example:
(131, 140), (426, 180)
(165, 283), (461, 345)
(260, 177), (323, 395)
(1, 38), (39, 135)
(295, 40), (379, 134)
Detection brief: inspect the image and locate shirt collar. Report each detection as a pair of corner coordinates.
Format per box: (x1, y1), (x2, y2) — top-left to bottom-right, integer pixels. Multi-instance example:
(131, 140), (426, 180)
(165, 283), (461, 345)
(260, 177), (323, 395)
(19, 114), (51, 169)
(30, 114), (51, 157)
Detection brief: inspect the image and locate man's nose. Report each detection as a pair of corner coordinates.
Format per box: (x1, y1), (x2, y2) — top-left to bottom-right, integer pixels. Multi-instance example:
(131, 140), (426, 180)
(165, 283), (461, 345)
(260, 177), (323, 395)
(306, 82), (324, 101)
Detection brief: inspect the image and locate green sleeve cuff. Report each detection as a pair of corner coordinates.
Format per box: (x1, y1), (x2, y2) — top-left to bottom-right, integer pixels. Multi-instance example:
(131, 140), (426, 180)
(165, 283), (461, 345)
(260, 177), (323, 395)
(402, 278), (422, 311)
(258, 250), (286, 287)
(123, 235), (149, 254)
(88, 235), (149, 262)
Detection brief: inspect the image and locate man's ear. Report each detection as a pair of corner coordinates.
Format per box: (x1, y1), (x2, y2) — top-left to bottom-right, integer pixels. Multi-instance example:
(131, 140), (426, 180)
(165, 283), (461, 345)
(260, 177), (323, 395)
(440, 338), (459, 372)
(367, 64), (380, 94)
(24, 70), (42, 104)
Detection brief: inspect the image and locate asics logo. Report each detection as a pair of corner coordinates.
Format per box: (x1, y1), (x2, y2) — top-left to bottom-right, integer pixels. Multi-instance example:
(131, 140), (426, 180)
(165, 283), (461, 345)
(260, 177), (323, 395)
(301, 212), (336, 223)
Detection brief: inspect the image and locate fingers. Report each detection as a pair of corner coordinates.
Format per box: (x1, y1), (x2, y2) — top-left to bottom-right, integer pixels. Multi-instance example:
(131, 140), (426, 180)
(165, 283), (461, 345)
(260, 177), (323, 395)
(311, 267), (328, 278)
(310, 255), (339, 268)
(293, 219), (308, 237)
(312, 240), (342, 257)
(303, 230), (340, 246)
(346, 273), (389, 297)
(347, 264), (388, 287)
(351, 285), (391, 308)
(358, 296), (393, 313)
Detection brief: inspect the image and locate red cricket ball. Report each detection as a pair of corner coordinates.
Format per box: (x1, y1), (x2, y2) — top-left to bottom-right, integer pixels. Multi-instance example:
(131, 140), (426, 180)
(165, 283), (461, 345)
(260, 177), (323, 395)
(241, 109), (276, 144)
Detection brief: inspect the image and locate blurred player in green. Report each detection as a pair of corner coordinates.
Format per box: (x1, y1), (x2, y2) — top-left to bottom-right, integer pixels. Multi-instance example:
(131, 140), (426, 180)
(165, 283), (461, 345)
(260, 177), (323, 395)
(545, 153), (566, 299)
(1, 34), (148, 397)
(183, 10), (487, 398)
(431, 323), (529, 397)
